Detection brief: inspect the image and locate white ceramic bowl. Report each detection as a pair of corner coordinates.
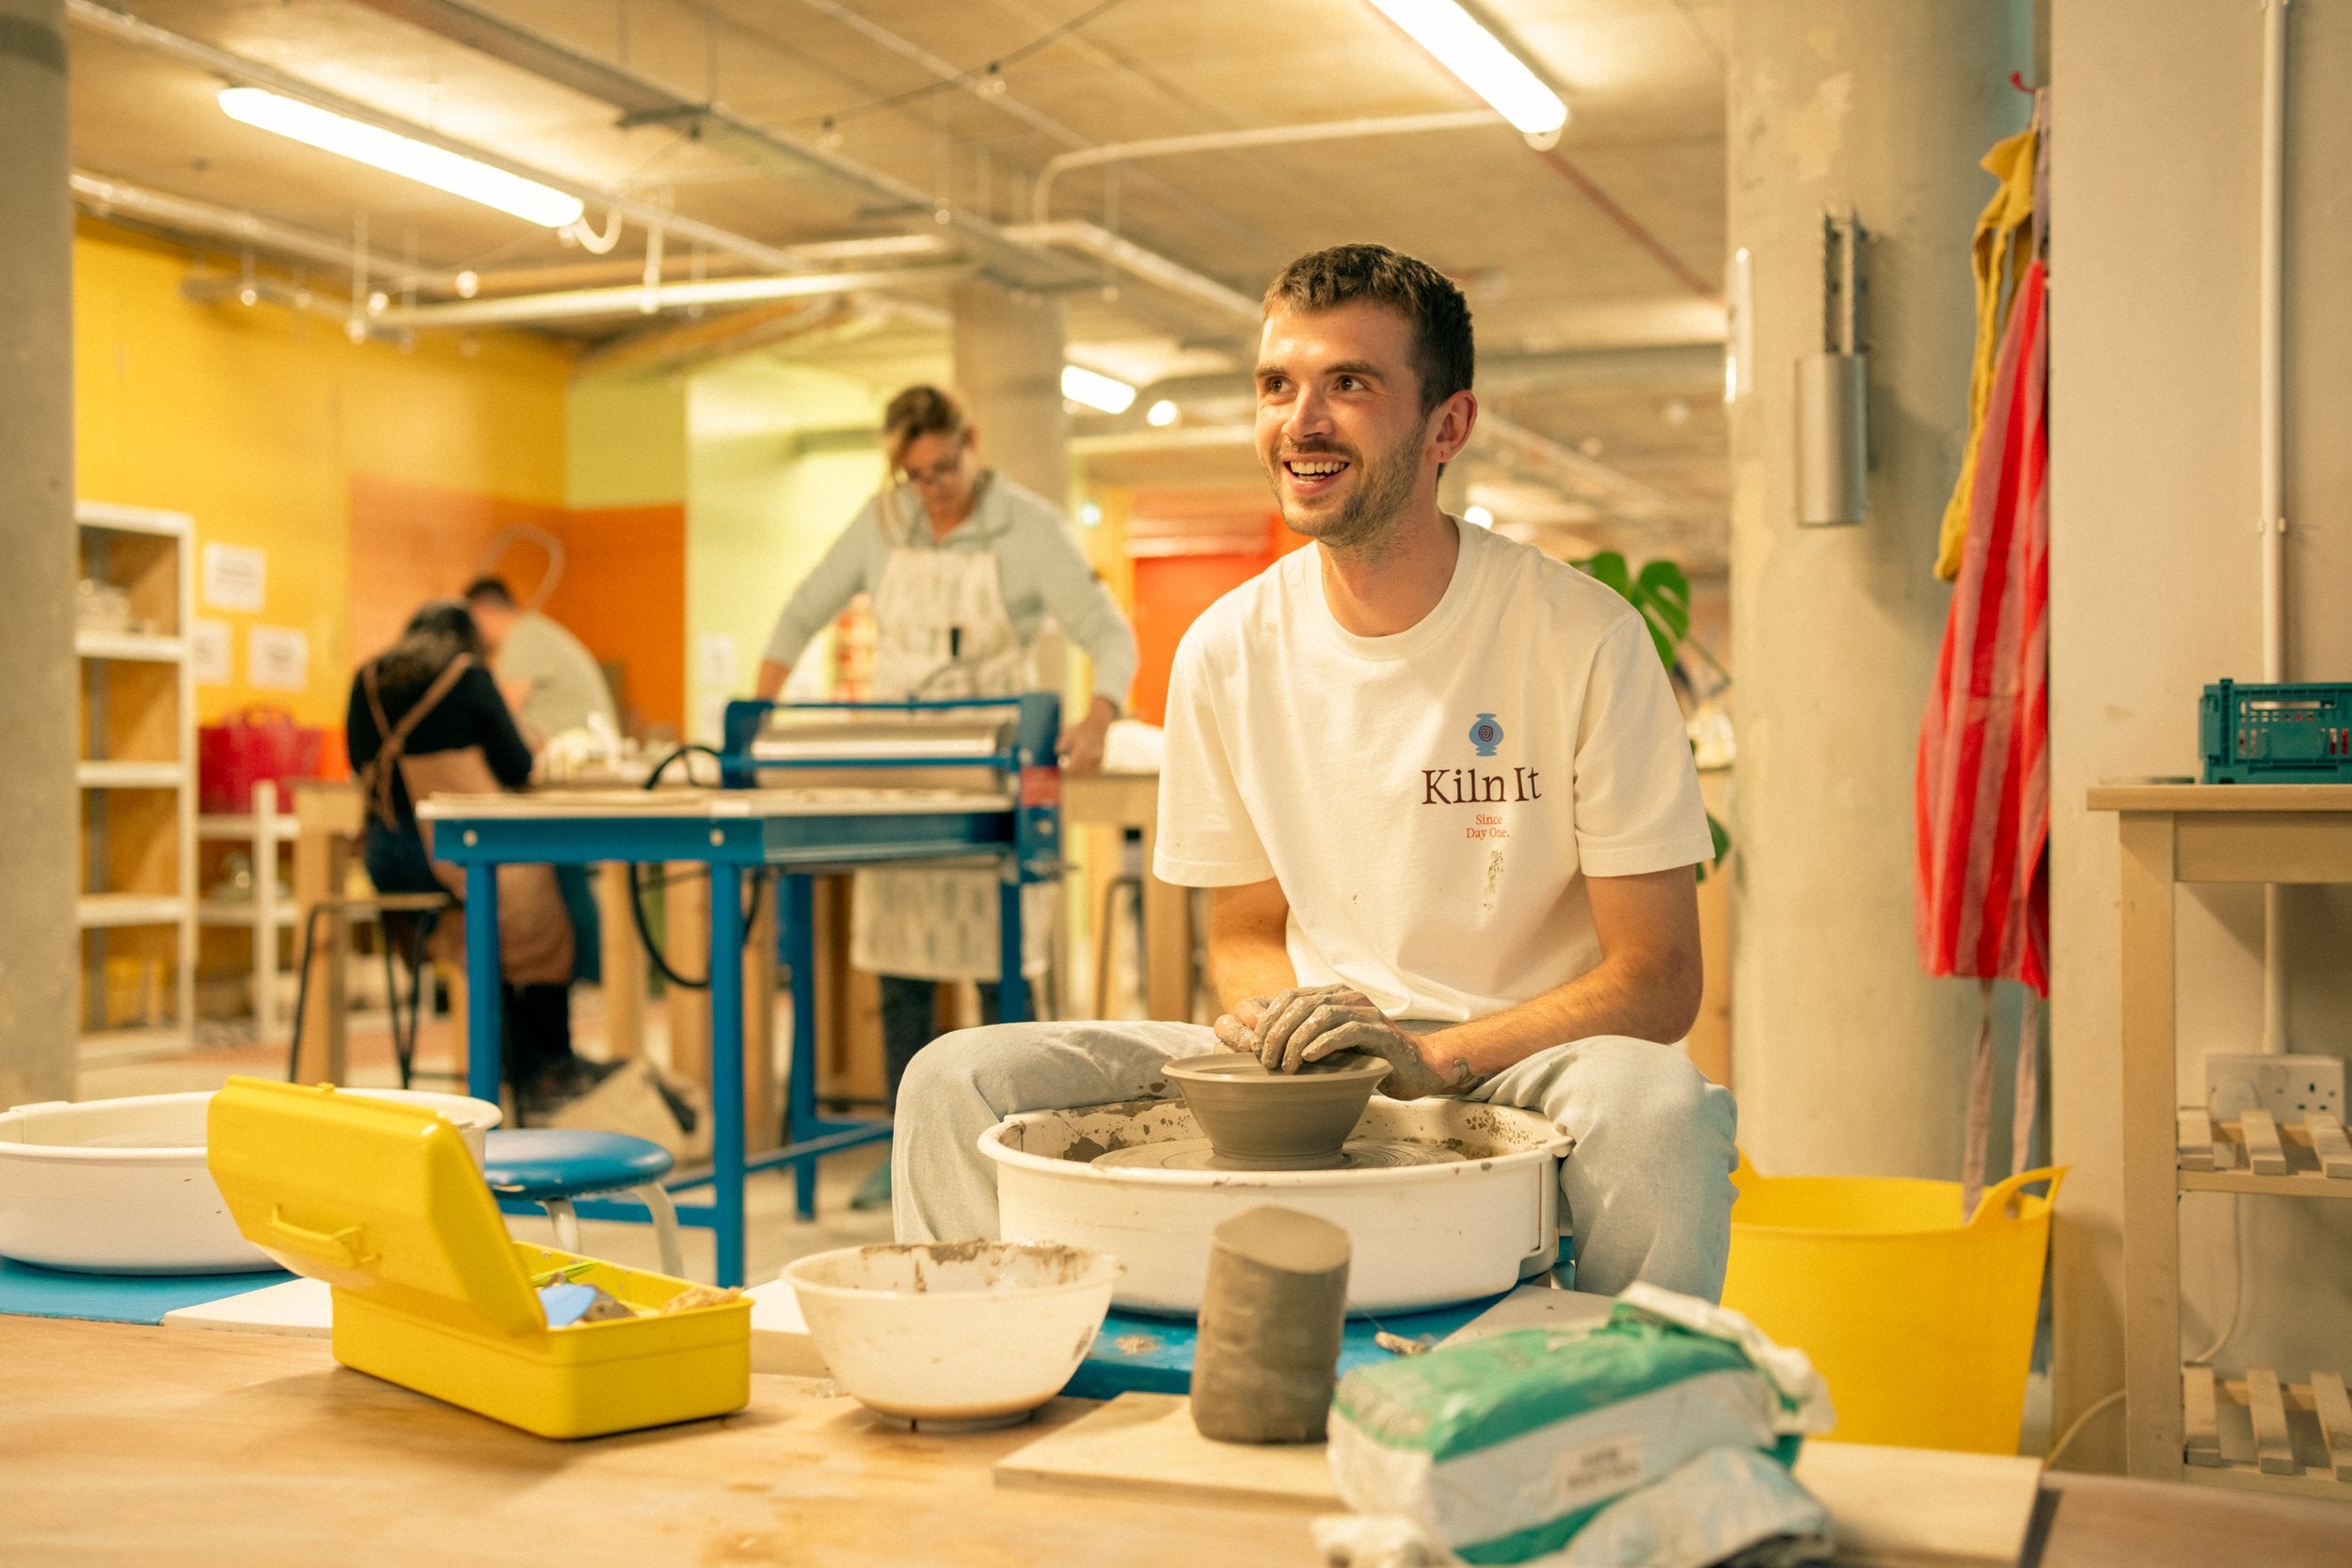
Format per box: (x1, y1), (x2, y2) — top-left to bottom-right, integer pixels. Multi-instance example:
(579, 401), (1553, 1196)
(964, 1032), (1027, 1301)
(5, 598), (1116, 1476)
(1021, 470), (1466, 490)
(0, 1087), (501, 1275)
(784, 1242), (1120, 1431)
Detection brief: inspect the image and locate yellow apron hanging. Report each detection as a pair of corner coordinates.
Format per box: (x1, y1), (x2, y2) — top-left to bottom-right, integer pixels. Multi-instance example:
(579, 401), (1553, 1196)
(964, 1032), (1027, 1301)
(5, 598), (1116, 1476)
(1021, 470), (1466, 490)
(1935, 123), (2041, 581)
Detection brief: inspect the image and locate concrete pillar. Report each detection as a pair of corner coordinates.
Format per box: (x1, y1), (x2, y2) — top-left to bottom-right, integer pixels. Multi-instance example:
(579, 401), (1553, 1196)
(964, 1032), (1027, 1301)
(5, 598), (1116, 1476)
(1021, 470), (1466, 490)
(1725, 0), (2031, 1175)
(951, 277), (1076, 704)
(0, 0), (80, 1105)
(949, 278), (1070, 506)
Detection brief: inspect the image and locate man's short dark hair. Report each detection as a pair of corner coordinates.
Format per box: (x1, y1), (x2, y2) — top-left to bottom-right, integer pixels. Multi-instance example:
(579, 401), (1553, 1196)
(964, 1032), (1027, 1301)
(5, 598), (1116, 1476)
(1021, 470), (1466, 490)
(463, 577), (516, 609)
(1262, 244), (1474, 417)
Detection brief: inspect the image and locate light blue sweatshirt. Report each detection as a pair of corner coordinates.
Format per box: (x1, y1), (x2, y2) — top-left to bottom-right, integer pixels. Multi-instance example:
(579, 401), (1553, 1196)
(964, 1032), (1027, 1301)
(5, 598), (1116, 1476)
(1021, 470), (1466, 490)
(762, 473), (1137, 707)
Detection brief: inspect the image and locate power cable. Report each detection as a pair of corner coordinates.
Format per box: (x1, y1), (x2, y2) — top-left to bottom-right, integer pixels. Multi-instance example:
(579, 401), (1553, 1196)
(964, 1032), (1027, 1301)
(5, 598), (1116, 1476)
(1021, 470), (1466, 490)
(626, 744), (763, 990)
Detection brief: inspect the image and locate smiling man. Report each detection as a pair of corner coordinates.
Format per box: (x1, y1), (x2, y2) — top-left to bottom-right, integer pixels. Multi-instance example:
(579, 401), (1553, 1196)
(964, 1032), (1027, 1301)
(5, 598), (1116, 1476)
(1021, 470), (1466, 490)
(892, 244), (1737, 1300)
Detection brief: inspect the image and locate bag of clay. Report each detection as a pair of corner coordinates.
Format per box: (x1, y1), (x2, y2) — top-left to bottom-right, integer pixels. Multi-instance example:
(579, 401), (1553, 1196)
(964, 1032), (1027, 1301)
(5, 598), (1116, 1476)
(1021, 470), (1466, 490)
(546, 1059), (711, 1164)
(1325, 1284), (1834, 1565)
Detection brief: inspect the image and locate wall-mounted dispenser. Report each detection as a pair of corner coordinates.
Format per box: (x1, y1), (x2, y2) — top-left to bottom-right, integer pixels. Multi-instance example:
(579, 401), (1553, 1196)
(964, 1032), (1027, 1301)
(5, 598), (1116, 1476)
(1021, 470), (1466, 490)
(1797, 209), (1867, 527)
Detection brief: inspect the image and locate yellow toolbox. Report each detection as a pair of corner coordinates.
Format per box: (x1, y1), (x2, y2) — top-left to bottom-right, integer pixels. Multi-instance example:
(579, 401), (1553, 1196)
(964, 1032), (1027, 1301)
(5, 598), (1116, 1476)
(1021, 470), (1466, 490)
(205, 1077), (749, 1439)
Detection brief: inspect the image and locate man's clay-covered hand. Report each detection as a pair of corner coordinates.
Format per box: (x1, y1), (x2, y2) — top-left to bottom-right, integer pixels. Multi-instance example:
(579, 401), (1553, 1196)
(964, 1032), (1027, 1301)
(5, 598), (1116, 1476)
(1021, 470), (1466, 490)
(1235, 983), (1480, 1100)
(1212, 996), (1275, 1053)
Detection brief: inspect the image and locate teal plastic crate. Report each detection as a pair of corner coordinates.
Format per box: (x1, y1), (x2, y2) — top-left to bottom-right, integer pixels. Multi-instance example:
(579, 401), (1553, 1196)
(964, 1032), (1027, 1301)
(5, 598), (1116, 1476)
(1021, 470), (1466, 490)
(2201, 680), (2352, 783)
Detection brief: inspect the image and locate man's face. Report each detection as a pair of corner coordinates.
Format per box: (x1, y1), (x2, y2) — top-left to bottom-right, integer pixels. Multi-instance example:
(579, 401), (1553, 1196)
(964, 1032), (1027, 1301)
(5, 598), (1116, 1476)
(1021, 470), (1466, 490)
(468, 598), (513, 653)
(1255, 300), (1437, 554)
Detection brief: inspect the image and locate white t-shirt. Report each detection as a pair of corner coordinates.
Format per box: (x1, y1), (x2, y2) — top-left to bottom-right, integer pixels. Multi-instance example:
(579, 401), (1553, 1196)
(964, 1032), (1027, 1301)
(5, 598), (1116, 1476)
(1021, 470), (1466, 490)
(1154, 519), (1712, 1024)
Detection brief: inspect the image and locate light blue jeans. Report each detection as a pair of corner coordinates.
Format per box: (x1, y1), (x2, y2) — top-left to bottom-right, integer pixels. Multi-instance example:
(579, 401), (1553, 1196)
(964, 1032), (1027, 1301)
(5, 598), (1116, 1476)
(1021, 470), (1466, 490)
(891, 1022), (1740, 1301)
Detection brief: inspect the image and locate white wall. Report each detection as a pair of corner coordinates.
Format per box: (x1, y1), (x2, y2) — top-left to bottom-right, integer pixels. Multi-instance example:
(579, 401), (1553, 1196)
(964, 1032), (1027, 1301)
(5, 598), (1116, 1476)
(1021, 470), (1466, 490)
(2049, 0), (2352, 1470)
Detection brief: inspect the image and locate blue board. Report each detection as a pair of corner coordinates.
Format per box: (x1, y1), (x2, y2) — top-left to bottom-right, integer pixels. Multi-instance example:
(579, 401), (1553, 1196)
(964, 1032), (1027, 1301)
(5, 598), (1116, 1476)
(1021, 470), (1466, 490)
(1064, 1293), (1507, 1402)
(0, 1258), (293, 1325)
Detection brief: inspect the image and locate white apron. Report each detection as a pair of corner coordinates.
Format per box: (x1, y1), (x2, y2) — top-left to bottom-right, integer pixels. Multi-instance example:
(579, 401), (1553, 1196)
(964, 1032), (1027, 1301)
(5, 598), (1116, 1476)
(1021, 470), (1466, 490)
(850, 479), (1053, 983)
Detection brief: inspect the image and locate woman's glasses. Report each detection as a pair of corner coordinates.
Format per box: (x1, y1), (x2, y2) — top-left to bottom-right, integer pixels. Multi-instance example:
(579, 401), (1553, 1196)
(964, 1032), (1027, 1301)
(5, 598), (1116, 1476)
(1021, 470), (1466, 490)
(897, 440), (969, 487)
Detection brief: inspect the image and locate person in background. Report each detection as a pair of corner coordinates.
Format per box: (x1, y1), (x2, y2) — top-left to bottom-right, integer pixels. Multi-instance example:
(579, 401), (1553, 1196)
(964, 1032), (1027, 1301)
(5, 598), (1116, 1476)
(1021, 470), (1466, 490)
(463, 577), (619, 751)
(756, 383), (1137, 1210)
(346, 601), (614, 1115)
(462, 575), (613, 992)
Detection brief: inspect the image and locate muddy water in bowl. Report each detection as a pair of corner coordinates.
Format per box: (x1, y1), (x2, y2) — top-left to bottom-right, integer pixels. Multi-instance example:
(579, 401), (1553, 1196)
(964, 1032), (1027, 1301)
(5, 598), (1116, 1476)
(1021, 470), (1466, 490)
(1158, 1053), (1391, 1169)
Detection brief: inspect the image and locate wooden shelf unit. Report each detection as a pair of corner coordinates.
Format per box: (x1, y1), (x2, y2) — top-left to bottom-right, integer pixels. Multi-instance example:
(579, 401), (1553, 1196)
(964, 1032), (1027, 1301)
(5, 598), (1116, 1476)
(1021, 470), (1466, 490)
(2090, 783), (2352, 1498)
(75, 501), (197, 1051)
(195, 785), (299, 1038)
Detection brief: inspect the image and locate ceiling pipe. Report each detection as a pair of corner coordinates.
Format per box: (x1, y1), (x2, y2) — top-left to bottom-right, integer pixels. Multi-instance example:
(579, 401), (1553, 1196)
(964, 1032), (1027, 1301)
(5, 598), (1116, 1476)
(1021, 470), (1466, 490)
(84, 0), (1692, 527)
(786, 0), (1266, 250)
(369, 263), (971, 328)
(1142, 342), (1729, 409)
(72, 169), (425, 284)
(66, 0), (812, 277)
(334, 0), (1084, 290)
(1003, 220), (1259, 320)
(1030, 110), (1501, 223)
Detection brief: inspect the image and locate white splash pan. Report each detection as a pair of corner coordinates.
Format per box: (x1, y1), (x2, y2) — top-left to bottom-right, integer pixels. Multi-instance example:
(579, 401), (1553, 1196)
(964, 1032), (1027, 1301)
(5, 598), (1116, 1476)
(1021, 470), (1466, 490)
(0, 1088), (501, 1275)
(980, 1097), (1569, 1316)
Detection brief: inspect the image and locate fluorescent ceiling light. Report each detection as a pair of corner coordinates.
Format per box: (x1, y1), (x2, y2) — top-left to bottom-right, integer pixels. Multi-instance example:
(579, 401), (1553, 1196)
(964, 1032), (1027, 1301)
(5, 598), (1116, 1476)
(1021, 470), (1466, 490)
(1062, 364), (1137, 415)
(1361, 0), (1568, 135)
(217, 87), (585, 228)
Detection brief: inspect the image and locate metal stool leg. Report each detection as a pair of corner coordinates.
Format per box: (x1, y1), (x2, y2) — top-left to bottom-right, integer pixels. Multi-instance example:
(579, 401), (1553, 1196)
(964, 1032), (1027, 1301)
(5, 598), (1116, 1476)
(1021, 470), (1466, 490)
(634, 1183), (685, 1279)
(543, 1196), (581, 1255)
(1093, 874), (1143, 1019)
(286, 903), (327, 1082)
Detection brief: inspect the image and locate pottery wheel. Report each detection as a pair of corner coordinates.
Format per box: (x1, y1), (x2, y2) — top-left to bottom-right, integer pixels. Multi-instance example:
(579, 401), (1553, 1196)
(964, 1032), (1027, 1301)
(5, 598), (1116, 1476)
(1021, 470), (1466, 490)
(1090, 1137), (1468, 1173)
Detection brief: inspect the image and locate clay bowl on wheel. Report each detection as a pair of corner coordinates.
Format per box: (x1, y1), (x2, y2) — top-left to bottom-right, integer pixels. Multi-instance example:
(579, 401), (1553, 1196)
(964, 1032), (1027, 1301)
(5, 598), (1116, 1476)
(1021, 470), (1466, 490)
(1161, 1053), (1391, 1169)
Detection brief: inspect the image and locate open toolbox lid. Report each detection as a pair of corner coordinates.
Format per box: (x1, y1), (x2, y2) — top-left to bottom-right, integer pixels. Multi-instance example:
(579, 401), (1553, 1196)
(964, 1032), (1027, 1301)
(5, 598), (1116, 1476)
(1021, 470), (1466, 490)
(207, 1077), (544, 1339)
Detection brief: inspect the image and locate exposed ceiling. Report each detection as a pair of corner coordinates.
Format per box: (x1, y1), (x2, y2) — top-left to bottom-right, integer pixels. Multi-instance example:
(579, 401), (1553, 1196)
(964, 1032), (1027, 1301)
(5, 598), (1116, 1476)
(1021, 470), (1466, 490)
(66, 0), (1730, 565)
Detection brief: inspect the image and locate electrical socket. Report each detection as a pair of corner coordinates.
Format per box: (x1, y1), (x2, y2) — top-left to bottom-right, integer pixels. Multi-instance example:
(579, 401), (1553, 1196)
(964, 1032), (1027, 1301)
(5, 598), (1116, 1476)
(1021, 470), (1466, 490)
(2203, 1052), (2346, 1124)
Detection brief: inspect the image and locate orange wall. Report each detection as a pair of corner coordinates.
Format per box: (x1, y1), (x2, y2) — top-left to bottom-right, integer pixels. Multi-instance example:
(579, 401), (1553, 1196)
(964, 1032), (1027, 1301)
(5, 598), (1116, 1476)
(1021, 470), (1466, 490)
(1126, 510), (1306, 726)
(346, 474), (565, 669)
(347, 475), (687, 736)
(544, 503), (688, 733)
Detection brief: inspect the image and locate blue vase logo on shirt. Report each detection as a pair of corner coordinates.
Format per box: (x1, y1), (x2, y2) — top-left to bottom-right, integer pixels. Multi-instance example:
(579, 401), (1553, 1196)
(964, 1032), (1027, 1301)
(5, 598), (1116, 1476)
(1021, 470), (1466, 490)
(1422, 712), (1541, 810)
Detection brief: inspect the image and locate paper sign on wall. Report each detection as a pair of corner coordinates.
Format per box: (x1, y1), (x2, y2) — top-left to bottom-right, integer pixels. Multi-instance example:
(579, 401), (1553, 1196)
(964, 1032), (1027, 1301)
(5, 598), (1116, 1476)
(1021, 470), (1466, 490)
(246, 626), (310, 692)
(697, 633), (740, 691)
(200, 543), (266, 612)
(697, 692), (731, 745)
(190, 619), (231, 685)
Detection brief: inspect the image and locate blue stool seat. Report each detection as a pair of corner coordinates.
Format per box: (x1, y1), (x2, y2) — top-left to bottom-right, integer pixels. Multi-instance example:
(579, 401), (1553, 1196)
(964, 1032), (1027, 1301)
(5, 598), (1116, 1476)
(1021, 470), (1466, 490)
(483, 1129), (685, 1280)
(485, 1129), (674, 1198)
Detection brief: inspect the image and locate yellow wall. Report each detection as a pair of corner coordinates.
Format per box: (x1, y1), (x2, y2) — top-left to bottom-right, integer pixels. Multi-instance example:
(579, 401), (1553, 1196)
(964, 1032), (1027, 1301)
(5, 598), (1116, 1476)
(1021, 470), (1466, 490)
(72, 220), (570, 727)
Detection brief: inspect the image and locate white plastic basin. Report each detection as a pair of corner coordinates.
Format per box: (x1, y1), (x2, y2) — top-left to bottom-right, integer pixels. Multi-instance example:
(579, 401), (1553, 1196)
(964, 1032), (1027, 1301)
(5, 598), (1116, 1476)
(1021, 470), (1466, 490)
(0, 1087), (501, 1275)
(784, 1242), (1120, 1431)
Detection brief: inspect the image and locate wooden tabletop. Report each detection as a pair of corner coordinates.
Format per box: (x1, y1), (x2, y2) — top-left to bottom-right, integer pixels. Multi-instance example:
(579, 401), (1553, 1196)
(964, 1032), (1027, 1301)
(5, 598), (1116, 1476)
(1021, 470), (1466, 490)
(0, 1318), (1318, 1568)
(2086, 783), (2352, 813)
(9, 1316), (2346, 1568)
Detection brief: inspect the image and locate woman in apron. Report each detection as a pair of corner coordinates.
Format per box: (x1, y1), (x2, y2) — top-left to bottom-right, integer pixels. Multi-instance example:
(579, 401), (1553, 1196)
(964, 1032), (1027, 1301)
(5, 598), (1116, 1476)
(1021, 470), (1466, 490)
(345, 601), (611, 1116)
(756, 385), (1138, 1209)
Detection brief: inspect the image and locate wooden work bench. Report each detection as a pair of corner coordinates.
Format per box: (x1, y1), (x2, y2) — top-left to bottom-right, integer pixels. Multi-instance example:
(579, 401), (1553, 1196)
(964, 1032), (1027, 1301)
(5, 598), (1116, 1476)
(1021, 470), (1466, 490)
(1063, 769), (1196, 1022)
(6, 1314), (2349, 1568)
(2088, 784), (2352, 1496)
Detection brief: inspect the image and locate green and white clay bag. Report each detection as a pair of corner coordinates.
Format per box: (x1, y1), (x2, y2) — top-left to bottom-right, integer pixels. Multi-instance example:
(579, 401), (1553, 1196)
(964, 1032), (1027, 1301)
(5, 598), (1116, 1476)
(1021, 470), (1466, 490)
(1326, 1284), (1836, 1565)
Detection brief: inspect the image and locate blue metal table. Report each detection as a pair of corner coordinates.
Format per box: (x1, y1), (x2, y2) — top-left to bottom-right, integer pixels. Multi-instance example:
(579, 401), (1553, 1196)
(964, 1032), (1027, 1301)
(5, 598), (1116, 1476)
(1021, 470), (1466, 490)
(420, 696), (1061, 1287)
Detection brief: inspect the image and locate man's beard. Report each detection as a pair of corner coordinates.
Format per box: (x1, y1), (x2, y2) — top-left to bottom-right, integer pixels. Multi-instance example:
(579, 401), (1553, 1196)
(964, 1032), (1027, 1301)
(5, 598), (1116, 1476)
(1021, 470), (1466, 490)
(1268, 431), (1421, 559)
